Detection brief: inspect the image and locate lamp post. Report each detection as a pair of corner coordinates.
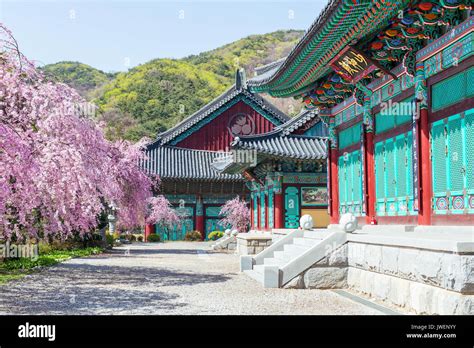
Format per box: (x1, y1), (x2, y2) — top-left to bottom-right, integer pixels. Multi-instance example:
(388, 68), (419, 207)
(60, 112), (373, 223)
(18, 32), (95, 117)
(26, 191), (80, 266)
(175, 199), (189, 240)
(108, 201), (118, 236)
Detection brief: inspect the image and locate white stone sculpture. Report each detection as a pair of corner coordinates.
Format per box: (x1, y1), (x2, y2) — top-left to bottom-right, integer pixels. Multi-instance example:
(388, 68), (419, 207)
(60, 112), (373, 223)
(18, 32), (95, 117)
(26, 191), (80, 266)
(339, 213), (358, 233)
(225, 229), (231, 236)
(299, 214), (314, 230)
(231, 229), (239, 236)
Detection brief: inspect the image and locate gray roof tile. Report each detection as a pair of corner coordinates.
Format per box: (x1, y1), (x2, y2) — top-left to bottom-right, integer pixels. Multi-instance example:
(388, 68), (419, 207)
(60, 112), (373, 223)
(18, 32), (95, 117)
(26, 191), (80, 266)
(144, 145), (244, 181)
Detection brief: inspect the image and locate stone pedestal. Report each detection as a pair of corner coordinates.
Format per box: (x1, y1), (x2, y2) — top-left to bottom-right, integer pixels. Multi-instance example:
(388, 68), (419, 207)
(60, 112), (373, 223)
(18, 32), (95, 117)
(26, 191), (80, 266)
(236, 233), (273, 255)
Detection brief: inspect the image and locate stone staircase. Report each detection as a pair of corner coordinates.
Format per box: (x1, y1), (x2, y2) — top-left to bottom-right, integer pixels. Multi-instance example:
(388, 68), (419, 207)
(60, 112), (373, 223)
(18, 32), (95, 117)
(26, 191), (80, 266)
(241, 229), (346, 288)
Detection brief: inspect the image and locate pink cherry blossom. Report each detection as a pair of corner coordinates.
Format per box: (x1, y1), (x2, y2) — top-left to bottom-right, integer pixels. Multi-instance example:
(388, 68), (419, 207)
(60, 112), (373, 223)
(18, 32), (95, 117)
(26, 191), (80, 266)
(0, 24), (154, 241)
(146, 195), (179, 228)
(219, 196), (250, 233)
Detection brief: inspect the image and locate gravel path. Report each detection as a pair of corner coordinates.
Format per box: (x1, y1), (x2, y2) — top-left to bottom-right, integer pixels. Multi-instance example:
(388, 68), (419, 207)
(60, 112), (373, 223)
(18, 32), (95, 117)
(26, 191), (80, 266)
(0, 242), (383, 315)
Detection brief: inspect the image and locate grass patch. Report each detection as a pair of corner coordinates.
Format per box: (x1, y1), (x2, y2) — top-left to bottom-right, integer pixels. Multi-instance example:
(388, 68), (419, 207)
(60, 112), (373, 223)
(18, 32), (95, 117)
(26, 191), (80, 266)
(0, 247), (103, 284)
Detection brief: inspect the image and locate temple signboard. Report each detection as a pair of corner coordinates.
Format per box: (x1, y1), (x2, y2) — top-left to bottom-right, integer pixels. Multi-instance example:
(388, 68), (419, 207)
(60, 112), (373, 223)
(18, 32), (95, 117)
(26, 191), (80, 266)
(330, 46), (395, 83)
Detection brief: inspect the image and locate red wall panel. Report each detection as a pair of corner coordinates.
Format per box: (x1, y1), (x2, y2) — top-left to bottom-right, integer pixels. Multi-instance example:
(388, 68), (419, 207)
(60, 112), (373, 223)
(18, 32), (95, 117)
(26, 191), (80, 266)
(175, 101), (277, 151)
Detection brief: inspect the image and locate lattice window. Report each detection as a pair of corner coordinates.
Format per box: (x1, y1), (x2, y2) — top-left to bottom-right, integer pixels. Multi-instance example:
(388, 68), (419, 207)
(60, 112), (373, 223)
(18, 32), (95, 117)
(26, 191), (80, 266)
(375, 142), (385, 200)
(406, 132), (414, 197)
(467, 67), (474, 98)
(395, 135), (407, 198)
(375, 112), (395, 134)
(385, 139), (396, 198)
(338, 122), (361, 150)
(338, 156), (346, 205)
(347, 153), (354, 204)
(466, 109), (474, 192)
(432, 71), (466, 112)
(431, 120), (448, 195)
(447, 115), (465, 193)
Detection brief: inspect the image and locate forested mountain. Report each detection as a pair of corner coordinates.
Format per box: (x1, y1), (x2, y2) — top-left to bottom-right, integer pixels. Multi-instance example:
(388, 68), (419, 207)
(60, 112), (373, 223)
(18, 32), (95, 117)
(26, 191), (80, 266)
(40, 62), (116, 99)
(43, 30), (304, 141)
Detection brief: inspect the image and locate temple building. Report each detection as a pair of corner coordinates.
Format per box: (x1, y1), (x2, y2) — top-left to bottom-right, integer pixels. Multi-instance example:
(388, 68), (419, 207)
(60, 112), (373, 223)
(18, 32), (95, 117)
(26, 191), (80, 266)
(229, 0), (473, 315)
(213, 109), (330, 230)
(246, 0), (473, 227)
(143, 71), (289, 240)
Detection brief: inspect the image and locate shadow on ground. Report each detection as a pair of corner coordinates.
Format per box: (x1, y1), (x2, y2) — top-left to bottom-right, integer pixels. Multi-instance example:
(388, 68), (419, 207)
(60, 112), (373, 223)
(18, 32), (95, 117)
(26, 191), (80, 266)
(0, 261), (231, 315)
(108, 248), (209, 256)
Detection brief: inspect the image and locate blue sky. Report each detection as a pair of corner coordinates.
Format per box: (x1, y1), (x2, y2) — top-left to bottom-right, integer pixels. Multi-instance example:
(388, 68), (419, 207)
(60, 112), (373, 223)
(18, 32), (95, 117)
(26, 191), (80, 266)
(0, 0), (326, 72)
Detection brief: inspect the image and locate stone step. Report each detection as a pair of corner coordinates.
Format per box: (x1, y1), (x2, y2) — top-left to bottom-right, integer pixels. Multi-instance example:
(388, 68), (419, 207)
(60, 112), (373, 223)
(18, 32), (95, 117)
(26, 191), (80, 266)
(284, 243), (311, 253)
(243, 269), (263, 284)
(263, 257), (287, 266)
(253, 265), (265, 274)
(293, 237), (320, 247)
(274, 250), (299, 262)
(304, 231), (328, 240)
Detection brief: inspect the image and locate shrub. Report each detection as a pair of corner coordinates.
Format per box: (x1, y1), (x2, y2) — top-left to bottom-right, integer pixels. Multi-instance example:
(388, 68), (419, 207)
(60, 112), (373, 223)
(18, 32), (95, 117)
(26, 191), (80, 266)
(147, 234), (161, 243)
(184, 230), (203, 241)
(38, 242), (53, 255)
(137, 236), (143, 242)
(105, 233), (115, 248)
(207, 231), (224, 241)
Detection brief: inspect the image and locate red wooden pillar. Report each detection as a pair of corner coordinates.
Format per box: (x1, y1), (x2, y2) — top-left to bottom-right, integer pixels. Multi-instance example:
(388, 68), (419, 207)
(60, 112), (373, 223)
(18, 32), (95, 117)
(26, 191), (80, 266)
(418, 108), (432, 225)
(329, 148), (340, 224)
(257, 193), (261, 230)
(264, 193), (269, 231)
(196, 196), (205, 240)
(274, 192), (284, 228)
(250, 194), (254, 229)
(365, 132), (376, 224)
(144, 224), (155, 242)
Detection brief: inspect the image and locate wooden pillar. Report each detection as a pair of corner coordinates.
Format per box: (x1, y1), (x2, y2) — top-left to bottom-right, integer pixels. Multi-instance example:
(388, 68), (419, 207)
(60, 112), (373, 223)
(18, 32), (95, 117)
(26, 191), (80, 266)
(365, 131), (376, 224)
(329, 148), (340, 224)
(415, 61), (432, 226)
(250, 193), (254, 230)
(257, 192), (261, 230)
(274, 192), (284, 229)
(144, 224), (155, 242)
(196, 196), (205, 240)
(418, 108), (432, 225)
(264, 193), (269, 231)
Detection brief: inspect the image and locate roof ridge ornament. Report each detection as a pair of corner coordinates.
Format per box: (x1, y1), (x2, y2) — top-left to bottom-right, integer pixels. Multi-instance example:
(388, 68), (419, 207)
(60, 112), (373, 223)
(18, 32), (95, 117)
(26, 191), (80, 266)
(235, 68), (247, 91)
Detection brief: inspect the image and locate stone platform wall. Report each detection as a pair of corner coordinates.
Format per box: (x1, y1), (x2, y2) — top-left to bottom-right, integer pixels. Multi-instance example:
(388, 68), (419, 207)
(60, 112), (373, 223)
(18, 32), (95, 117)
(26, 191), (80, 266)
(284, 240), (474, 314)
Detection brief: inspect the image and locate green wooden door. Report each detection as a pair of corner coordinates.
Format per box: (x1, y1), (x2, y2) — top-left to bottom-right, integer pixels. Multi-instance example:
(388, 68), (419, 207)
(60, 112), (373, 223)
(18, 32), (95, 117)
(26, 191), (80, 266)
(284, 187), (299, 228)
(338, 156), (347, 213)
(337, 151), (363, 216)
(260, 191), (266, 228)
(351, 151), (363, 215)
(268, 190), (274, 229)
(447, 114), (466, 214)
(466, 109), (474, 213)
(204, 206), (226, 239)
(431, 119), (448, 213)
(432, 110), (474, 214)
(158, 206), (194, 241)
(252, 193), (259, 229)
(375, 131), (415, 216)
(375, 142), (386, 215)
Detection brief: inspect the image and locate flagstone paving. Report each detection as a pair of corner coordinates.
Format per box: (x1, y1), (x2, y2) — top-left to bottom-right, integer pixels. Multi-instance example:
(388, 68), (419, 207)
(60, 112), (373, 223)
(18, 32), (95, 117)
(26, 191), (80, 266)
(0, 242), (384, 315)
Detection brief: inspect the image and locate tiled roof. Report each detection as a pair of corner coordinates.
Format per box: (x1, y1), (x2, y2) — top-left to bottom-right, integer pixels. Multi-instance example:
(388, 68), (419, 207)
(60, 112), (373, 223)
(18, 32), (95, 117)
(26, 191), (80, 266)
(144, 145), (244, 181)
(154, 70), (289, 146)
(232, 134), (327, 161)
(275, 108), (324, 136)
(248, 0), (407, 97)
(247, 0), (340, 89)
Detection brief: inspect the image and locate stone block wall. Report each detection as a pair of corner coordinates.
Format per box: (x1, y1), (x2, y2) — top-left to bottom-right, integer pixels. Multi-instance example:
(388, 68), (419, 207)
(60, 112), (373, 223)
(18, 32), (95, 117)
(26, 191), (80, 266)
(237, 235), (273, 255)
(284, 244), (348, 289)
(283, 240), (474, 314)
(348, 243), (474, 294)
